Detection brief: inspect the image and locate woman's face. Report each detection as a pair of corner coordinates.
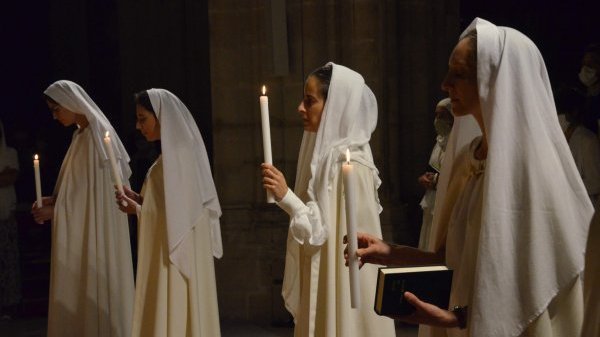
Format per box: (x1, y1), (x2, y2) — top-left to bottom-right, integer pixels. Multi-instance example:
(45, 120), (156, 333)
(135, 104), (160, 141)
(298, 75), (325, 132)
(441, 38), (480, 117)
(47, 100), (78, 127)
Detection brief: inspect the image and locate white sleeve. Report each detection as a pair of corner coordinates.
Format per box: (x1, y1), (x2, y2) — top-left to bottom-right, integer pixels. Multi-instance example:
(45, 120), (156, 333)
(277, 188), (327, 246)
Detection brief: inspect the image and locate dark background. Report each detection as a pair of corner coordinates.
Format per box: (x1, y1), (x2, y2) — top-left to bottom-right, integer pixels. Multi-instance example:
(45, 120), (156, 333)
(0, 0), (596, 318)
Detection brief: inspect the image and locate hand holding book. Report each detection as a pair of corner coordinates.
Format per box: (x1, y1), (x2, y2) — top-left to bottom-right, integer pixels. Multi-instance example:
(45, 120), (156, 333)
(388, 291), (461, 328)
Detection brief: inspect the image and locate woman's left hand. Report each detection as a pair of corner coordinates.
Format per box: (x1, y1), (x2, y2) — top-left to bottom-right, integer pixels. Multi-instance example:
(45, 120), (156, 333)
(261, 163), (288, 201)
(389, 292), (458, 328)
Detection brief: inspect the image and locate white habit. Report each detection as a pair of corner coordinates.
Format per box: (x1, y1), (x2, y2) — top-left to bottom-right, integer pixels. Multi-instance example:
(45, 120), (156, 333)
(44, 81), (134, 337)
(422, 19), (593, 337)
(130, 89), (222, 337)
(278, 63), (395, 337)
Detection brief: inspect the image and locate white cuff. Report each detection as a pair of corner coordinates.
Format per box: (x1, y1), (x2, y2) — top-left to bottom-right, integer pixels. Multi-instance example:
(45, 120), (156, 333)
(276, 188), (307, 217)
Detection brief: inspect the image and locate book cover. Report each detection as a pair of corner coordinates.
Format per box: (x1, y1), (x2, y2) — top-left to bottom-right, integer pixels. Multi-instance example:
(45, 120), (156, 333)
(374, 265), (453, 316)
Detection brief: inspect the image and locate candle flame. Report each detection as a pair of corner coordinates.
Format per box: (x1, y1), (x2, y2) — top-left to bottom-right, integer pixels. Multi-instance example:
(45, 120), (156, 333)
(105, 131), (110, 138)
(346, 149), (350, 164)
(262, 85), (266, 96)
(34, 154), (39, 160)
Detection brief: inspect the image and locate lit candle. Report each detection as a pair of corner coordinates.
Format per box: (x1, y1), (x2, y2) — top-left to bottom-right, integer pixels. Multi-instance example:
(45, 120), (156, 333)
(260, 85), (275, 203)
(103, 131), (127, 206)
(342, 148), (360, 308)
(33, 154), (42, 209)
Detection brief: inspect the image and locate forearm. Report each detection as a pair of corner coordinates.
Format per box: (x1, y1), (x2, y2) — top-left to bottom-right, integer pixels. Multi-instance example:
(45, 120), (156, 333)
(387, 244), (445, 266)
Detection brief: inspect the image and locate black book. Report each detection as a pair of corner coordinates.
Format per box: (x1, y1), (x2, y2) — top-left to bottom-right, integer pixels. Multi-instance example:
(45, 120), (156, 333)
(374, 265), (453, 316)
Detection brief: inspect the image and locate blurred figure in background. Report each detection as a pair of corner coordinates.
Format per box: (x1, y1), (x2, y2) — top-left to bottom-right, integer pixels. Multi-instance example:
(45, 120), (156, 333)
(0, 118), (21, 319)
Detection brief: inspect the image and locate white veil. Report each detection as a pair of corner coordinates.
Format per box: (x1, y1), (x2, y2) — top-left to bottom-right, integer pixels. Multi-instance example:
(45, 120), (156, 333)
(44, 80), (131, 182)
(148, 88), (222, 279)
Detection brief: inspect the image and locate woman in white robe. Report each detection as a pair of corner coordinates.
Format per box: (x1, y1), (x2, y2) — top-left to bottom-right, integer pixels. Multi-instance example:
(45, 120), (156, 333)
(32, 80), (134, 337)
(347, 18), (593, 337)
(262, 63), (396, 337)
(116, 89), (222, 337)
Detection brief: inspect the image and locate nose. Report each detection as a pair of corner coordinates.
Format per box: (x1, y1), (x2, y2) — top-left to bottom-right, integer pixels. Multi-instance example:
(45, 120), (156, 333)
(441, 72), (451, 92)
(52, 112), (57, 120)
(135, 121), (141, 130)
(297, 101), (306, 116)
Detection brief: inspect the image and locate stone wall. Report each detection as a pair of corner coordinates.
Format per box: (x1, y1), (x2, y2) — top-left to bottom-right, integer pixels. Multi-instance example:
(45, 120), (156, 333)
(209, 0), (459, 324)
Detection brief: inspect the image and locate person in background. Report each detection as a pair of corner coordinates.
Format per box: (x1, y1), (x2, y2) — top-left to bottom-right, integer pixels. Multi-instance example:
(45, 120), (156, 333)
(0, 118), (20, 320)
(418, 98), (454, 249)
(556, 87), (600, 207)
(578, 43), (600, 135)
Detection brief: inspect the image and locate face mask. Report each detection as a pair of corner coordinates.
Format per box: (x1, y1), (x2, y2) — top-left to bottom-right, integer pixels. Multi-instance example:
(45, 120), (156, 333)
(557, 114), (569, 132)
(434, 118), (452, 137)
(579, 66), (598, 87)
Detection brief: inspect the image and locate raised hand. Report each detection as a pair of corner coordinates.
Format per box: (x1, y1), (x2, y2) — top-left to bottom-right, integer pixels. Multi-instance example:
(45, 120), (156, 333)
(261, 163), (288, 201)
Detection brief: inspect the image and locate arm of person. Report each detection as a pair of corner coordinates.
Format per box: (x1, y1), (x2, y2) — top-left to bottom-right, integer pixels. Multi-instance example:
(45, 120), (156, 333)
(0, 167), (18, 187)
(30, 196), (56, 224)
(262, 163), (327, 246)
(344, 232), (445, 267)
(116, 189), (141, 215)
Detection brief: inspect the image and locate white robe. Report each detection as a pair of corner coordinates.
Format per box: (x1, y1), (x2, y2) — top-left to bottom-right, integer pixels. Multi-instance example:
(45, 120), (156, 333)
(48, 127), (134, 337)
(278, 161), (395, 337)
(421, 138), (583, 337)
(131, 156), (221, 337)
(419, 139), (446, 249)
(582, 211), (600, 337)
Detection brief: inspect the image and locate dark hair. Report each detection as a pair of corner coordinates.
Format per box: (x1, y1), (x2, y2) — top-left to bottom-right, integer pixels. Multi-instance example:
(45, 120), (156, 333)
(308, 64), (333, 101)
(44, 94), (58, 105)
(134, 90), (156, 115)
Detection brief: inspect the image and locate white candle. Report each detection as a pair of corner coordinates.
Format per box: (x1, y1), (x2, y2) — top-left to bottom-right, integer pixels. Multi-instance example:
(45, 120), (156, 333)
(342, 148), (361, 308)
(260, 85), (275, 203)
(103, 131), (127, 206)
(33, 154), (42, 209)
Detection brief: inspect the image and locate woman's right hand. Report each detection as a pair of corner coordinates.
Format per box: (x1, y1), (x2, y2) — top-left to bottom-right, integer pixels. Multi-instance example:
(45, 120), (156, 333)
(31, 198), (54, 224)
(115, 190), (140, 215)
(344, 232), (393, 268)
(120, 185), (142, 204)
(418, 172), (436, 189)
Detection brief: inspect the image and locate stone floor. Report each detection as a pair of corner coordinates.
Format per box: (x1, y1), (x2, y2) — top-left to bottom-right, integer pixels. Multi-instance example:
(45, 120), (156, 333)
(0, 317), (418, 337)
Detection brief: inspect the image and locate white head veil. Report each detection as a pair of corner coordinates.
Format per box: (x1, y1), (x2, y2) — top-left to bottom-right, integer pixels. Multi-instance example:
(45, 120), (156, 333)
(430, 18), (592, 336)
(44, 80), (131, 182)
(294, 62), (380, 209)
(147, 89), (222, 279)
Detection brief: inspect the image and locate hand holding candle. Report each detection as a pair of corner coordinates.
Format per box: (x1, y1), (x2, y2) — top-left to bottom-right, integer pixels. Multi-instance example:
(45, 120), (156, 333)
(33, 154), (43, 209)
(342, 148), (361, 308)
(103, 131), (127, 207)
(260, 85), (275, 203)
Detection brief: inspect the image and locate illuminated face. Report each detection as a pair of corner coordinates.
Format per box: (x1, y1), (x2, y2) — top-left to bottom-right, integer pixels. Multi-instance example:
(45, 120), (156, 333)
(135, 104), (160, 141)
(297, 75), (326, 132)
(441, 37), (480, 117)
(47, 100), (78, 127)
